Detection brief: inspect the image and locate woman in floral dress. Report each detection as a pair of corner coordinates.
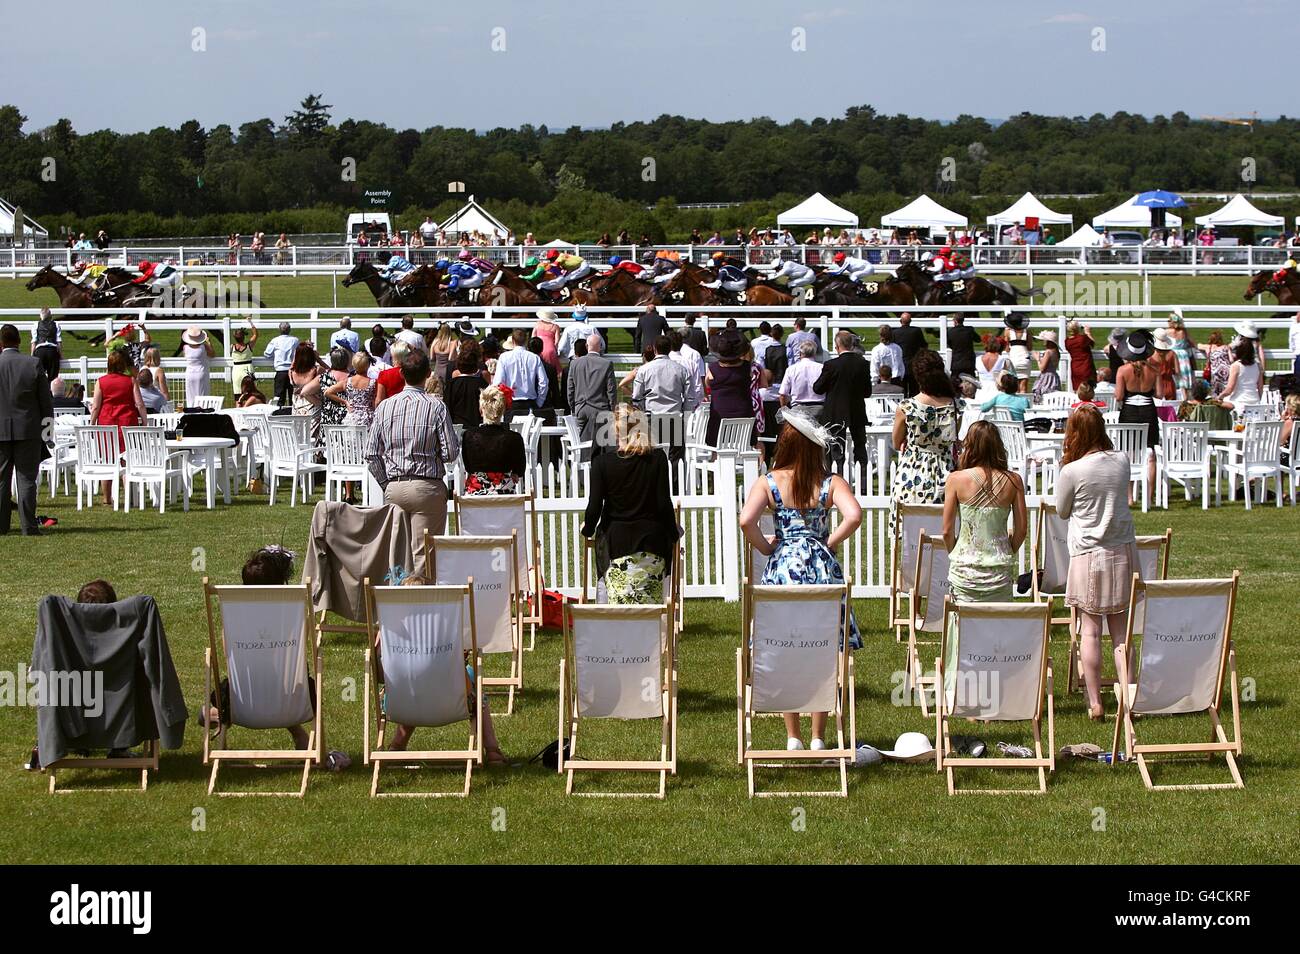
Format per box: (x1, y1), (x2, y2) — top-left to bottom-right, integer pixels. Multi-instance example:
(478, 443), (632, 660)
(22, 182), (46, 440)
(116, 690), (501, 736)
(890, 350), (962, 537)
(739, 409), (862, 752)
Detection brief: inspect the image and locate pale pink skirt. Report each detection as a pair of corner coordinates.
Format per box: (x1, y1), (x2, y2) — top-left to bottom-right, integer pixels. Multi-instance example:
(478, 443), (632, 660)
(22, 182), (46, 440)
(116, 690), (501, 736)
(1065, 543), (1139, 616)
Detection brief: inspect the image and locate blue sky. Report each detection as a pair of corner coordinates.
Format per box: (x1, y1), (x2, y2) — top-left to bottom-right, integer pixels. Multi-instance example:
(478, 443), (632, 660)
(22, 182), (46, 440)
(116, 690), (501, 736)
(7, 0), (1288, 133)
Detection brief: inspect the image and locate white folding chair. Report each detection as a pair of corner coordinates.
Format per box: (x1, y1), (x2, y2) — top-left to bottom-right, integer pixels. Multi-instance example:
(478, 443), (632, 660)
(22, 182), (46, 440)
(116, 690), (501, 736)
(428, 533), (525, 714)
(508, 414), (542, 484)
(73, 425), (122, 510)
(994, 420), (1054, 494)
(559, 602), (678, 798)
(1236, 403), (1277, 426)
(1216, 420), (1283, 509)
(1112, 574), (1243, 791)
(559, 413), (593, 467)
(936, 600), (1055, 795)
(737, 582), (855, 798)
(1157, 420), (1210, 509)
(122, 426), (189, 513)
(39, 436), (77, 498)
(889, 503), (947, 642)
(1039, 391), (1073, 410)
(202, 580), (323, 797)
(905, 532), (950, 717)
(267, 418), (325, 506)
(1284, 421), (1300, 505)
(988, 406), (1015, 423)
(363, 582), (483, 797)
(455, 493), (541, 650)
(191, 395), (225, 411)
(322, 424), (369, 503)
(1106, 423), (1152, 512)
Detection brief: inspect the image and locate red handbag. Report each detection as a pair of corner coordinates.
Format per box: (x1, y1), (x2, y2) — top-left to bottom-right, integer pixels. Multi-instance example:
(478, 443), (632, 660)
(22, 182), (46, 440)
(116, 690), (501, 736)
(533, 587), (572, 630)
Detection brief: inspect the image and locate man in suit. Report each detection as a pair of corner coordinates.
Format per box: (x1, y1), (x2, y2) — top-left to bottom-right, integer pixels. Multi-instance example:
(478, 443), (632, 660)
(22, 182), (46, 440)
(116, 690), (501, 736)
(943, 314), (979, 385)
(813, 330), (872, 487)
(565, 332), (617, 461)
(634, 303), (669, 355)
(892, 313), (928, 397)
(0, 323), (53, 535)
(682, 314), (708, 356)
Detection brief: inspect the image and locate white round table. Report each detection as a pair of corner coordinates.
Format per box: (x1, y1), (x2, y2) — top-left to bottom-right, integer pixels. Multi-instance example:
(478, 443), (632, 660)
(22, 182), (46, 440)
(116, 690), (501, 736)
(166, 437), (236, 509)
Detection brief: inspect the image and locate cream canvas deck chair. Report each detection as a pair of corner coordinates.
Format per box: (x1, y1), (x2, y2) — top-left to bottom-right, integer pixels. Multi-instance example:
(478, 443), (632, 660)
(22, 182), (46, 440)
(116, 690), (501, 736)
(363, 582), (483, 797)
(428, 532), (524, 714)
(936, 600), (1055, 795)
(558, 603), (678, 798)
(889, 503), (947, 642)
(738, 582), (856, 798)
(1065, 528), (1172, 694)
(201, 581), (323, 797)
(905, 532), (951, 717)
(456, 493), (541, 650)
(1111, 574), (1243, 791)
(1031, 501), (1074, 629)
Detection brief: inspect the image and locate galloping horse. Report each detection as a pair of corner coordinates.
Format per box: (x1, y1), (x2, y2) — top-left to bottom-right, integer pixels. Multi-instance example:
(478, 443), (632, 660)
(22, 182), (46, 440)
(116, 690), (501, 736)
(27, 264), (144, 310)
(1244, 268), (1300, 307)
(590, 268), (658, 307)
(343, 261), (448, 308)
(895, 261), (1042, 316)
(663, 262), (798, 307)
(482, 266), (548, 308)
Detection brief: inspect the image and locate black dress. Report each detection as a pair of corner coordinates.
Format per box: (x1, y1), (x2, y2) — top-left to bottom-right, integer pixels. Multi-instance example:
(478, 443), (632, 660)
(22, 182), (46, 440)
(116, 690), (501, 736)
(581, 450), (679, 576)
(1118, 385), (1160, 447)
(461, 423), (526, 476)
(446, 374), (487, 428)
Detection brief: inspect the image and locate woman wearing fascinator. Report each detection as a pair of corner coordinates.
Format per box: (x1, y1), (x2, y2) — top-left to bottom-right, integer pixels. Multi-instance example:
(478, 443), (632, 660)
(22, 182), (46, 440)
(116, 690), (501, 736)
(739, 409), (862, 752)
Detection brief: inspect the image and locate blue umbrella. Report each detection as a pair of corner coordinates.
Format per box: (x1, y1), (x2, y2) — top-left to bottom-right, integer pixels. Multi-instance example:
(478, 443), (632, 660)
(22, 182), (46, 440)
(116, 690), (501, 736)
(1132, 190), (1187, 209)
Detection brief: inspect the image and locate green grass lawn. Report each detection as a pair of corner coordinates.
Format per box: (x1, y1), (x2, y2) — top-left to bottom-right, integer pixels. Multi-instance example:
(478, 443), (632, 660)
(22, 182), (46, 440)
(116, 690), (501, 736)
(1, 484), (1296, 864)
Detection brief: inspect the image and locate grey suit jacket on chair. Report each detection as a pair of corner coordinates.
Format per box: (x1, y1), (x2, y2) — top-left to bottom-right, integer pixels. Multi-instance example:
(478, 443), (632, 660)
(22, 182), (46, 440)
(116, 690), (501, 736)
(0, 348), (52, 442)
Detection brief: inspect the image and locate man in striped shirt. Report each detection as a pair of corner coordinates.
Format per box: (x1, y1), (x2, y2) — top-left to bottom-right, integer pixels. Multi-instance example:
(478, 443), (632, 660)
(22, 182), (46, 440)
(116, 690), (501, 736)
(365, 350), (460, 576)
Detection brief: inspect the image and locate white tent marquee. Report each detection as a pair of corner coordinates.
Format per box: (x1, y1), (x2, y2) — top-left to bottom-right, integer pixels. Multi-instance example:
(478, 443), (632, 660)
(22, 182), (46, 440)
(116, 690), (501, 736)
(1055, 223), (1106, 247)
(1194, 194), (1283, 227)
(987, 192), (1073, 227)
(881, 194), (967, 229)
(438, 195), (509, 239)
(776, 192), (859, 228)
(1092, 195), (1181, 229)
(0, 197), (48, 240)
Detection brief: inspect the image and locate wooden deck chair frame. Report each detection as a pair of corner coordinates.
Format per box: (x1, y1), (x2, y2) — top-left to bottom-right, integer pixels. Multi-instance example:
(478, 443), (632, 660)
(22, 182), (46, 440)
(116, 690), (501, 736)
(580, 537), (679, 671)
(1111, 573), (1243, 791)
(905, 532), (949, 717)
(935, 598), (1055, 795)
(426, 530), (524, 714)
(737, 581), (856, 798)
(201, 579), (324, 797)
(362, 580), (483, 797)
(45, 740), (160, 794)
(1031, 500), (1076, 631)
(558, 602), (678, 798)
(889, 504), (946, 642)
(1066, 528), (1172, 694)
(455, 493), (542, 651)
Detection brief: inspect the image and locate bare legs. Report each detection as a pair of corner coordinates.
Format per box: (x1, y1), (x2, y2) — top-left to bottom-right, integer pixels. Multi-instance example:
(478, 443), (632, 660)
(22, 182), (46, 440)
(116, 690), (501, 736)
(783, 711), (829, 745)
(1079, 610), (1129, 718)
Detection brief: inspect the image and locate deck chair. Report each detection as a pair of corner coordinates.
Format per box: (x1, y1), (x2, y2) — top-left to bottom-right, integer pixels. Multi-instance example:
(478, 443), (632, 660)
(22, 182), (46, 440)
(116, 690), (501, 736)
(905, 532), (950, 717)
(935, 600), (1055, 795)
(427, 532), (524, 714)
(455, 493), (541, 650)
(363, 582), (483, 797)
(737, 582), (855, 798)
(1111, 574), (1243, 791)
(889, 503), (947, 641)
(201, 580), (323, 797)
(558, 603), (678, 798)
(1031, 500), (1073, 628)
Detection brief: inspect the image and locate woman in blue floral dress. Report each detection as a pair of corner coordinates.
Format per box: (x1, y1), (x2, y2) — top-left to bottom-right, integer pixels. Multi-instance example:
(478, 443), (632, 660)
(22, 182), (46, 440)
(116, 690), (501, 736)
(740, 410), (862, 752)
(889, 350), (963, 537)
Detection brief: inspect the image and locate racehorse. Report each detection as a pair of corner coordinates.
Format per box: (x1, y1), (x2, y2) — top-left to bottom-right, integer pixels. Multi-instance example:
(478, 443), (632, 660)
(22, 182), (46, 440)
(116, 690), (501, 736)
(1244, 268), (1300, 307)
(343, 261), (448, 308)
(810, 273), (916, 311)
(27, 264), (143, 310)
(482, 265), (549, 308)
(590, 269), (658, 307)
(895, 261), (1042, 315)
(664, 262), (798, 307)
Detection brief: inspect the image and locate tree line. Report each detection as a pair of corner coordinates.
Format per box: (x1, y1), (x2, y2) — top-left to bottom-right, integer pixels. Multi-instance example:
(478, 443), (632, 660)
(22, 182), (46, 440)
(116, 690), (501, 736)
(3, 97), (1299, 240)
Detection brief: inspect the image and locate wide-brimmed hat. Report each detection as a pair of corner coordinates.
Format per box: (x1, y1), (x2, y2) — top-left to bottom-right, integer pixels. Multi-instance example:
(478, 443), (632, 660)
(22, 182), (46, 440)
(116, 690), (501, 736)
(714, 328), (747, 360)
(1234, 320), (1260, 340)
(1115, 330), (1156, 362)
(1108, 326), (1129, 343)
(1035, 330), (1059, 345)
(455, 318), (477, 336)
(1003, 311), (1029, 330)
(779, 407), (832, 448)
(879, 732), (936, 764)
(182, 326), (208, 346)
(535, 307), (558, 323)
(1152, 328), (1174, 351)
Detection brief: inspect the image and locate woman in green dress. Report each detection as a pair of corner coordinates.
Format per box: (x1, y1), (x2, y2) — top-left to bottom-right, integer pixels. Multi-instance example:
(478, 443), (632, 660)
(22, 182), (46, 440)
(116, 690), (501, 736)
(941, 422), (1028, 700)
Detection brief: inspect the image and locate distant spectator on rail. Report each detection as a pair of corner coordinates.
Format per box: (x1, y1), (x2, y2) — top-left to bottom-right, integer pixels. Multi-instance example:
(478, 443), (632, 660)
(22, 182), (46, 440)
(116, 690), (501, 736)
(274, 232), (292, 265)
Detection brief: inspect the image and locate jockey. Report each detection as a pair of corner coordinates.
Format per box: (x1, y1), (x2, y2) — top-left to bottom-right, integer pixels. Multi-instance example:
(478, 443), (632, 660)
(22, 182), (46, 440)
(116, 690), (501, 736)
(537, 249), (594, 294)
(607, 255), (650, 280)
(130, 259), (180, 295)
(650, 249), (681, 283)
(827, 250), (876, 282)
(768, 257), (817, 290)
(436, 257), (487, 292)
(927, 246), (964, 282)
(71, 261), (115, 303)
(709, 250), (747, 271)
(1270, 256), (1297, 285)
(458, 248), (496, 274)
(377, 250), (416, 283)
(702, 254), (748, 294)
(519, 255), (547, 283)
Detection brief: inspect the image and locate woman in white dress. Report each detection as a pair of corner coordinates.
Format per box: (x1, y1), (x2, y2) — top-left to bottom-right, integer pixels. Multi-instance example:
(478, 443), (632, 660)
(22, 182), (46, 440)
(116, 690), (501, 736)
(181, 326), (214, 407)
(975, 336), (1013, 400)
(1219, 338), (1263, 410)
(1002, 313), (1032, 392)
